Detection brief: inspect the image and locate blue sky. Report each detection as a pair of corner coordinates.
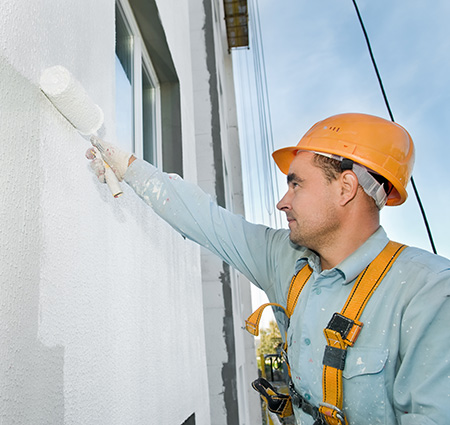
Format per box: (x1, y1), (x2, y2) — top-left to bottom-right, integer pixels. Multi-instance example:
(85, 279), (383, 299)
(233, 0), (450, 259)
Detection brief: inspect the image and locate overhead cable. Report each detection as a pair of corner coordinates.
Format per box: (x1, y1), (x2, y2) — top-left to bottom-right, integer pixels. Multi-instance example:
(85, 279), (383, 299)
(351, 0), (437, 254)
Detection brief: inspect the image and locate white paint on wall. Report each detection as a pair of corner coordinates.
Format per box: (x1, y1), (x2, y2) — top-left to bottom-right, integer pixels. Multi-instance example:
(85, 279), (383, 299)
(0, 0), (212, 423)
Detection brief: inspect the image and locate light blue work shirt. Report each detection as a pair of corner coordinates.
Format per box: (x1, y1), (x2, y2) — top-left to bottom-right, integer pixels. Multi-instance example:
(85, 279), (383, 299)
(125, 160), (450, 425)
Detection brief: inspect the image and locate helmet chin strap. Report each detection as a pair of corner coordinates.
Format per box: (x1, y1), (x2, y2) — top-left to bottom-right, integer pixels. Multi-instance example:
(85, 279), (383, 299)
(351, 163), (388, 209)
(314, 152), (388, 209)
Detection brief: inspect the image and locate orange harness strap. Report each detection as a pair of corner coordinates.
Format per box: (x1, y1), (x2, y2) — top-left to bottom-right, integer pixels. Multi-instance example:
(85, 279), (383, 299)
(245, 265), (313, 336)
(245, 241), (406, 424)
(319, 241), (406, 425)
(244, 265), (313, 383)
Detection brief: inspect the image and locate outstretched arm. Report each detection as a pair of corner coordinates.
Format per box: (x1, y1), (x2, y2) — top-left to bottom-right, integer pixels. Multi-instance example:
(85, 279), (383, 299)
(85, 141), (289, 292)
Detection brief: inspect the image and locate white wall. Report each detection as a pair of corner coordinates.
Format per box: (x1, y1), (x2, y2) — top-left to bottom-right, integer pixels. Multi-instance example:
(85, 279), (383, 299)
(0, 0), (211, 424)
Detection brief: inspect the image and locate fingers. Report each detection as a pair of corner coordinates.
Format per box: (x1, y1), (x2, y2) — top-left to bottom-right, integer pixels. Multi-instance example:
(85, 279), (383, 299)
(85, 147), (97, 160)
(85, 147), (106, 183)
(89, 137), (132, 181)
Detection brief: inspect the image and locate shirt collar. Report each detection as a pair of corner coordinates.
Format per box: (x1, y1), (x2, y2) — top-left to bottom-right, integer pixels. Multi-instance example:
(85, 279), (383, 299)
(295, 249), (320, 274)
(295, 226), (390, 284)
(336, 226), (390, 284)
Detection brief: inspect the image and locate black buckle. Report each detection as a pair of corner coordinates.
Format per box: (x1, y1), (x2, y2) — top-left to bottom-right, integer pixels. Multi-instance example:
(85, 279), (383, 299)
(326, 313), (354, 339)
(323, 345), (347, 370)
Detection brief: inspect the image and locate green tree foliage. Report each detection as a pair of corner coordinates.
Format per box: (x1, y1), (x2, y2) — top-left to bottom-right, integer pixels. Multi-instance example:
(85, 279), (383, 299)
(257, 320), (282, 358)
(256, 320), (286, 381)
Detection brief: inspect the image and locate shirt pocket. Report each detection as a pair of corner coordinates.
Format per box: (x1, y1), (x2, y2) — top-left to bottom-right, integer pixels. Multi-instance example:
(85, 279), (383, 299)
(343, 347), (389, 379)
(342, 348), (390, 424)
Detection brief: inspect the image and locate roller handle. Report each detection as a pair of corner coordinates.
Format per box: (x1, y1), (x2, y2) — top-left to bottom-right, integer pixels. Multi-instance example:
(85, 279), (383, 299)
(103, 162), (123, 198)
(89, 137), (123, 198)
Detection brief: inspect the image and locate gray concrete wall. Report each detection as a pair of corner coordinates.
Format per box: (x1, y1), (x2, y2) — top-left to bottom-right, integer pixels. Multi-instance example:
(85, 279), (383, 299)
(188, 1), (262, 424)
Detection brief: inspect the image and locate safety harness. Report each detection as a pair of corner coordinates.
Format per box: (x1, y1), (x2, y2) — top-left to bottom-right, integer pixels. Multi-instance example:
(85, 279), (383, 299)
(246, 241), (406, 425)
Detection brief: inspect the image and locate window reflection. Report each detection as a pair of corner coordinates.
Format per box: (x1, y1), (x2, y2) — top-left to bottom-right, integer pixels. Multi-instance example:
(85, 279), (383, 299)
(115, 4), (134, 152)
(142, 65), (156, 164)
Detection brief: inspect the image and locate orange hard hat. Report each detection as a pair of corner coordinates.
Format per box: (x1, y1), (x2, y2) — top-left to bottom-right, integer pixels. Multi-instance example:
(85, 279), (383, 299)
(272, 113), (415, 206)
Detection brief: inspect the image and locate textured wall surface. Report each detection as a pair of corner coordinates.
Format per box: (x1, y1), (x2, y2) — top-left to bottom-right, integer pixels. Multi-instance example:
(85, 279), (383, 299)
(0, 0), (210, 423)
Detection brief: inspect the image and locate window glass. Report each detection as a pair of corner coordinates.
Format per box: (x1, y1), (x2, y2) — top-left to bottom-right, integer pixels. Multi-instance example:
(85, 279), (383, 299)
(115, 0), (166, 166)
(142, 64), (156, 164)
(115, 4), (134, 151)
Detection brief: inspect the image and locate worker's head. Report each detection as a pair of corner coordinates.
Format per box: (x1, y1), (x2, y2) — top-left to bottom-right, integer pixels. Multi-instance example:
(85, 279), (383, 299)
(273, 113), (415, 208)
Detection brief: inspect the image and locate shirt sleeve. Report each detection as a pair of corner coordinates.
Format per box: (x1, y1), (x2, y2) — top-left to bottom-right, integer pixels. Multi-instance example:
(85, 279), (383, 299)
(395, 267), (450, 425)
(123, 159), (288, 292)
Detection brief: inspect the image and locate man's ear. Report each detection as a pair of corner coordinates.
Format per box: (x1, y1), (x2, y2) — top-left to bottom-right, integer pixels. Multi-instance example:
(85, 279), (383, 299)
(339, 170), (359, 206)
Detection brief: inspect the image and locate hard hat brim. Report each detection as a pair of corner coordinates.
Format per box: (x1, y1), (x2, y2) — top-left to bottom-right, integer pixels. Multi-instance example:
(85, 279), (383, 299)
(272, 146), (302, 175)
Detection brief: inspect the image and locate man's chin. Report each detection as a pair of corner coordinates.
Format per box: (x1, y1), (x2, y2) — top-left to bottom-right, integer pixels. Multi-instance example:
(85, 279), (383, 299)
(288, 232), (301, 246)
(288, 230), (310, 249)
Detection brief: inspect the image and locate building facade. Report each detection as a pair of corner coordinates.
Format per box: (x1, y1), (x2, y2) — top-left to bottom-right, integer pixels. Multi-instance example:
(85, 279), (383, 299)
(0, 0), (261, 424)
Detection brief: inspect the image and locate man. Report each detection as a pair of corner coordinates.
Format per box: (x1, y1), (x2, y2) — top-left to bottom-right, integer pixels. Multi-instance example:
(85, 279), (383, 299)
(87, 113), (450, 424)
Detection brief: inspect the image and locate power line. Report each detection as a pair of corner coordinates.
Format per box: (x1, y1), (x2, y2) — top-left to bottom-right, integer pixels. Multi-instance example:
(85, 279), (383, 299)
(351, 0), (437, 254)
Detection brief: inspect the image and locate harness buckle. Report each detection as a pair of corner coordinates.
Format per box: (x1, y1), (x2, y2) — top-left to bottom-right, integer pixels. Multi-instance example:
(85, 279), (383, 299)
(319, 402), (346, 424)
(326, 312), (363, 346)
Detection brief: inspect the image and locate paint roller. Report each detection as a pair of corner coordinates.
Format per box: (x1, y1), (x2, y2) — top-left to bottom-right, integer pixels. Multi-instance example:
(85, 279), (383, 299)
(40, 65), (123, 198)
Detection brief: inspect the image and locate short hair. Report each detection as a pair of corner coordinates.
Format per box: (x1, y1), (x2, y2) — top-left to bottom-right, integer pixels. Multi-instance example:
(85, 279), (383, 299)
(312, 153), (392, 202)
(312, 153), (342, 183)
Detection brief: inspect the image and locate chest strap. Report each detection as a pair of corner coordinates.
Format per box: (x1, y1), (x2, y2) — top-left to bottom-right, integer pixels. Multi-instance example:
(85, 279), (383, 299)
(245, 240), (406, 424)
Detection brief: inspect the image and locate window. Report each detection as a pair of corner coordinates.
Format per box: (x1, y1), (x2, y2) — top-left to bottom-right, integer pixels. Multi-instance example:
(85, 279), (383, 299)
(116, 0), (183, 176)
(115, 0), (161, 165)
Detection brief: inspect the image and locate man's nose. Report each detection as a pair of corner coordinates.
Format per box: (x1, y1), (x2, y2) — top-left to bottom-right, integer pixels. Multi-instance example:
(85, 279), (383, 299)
(277, 191), (291, 211)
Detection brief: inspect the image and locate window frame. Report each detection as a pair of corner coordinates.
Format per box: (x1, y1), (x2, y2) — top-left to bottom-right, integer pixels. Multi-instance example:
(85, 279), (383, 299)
(116, 0), (162, 166)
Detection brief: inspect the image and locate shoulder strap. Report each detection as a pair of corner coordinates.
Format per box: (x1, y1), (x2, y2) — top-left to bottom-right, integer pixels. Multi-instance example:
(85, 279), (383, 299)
(286, 264), (313, 317)
(319, 241), (406, 425)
